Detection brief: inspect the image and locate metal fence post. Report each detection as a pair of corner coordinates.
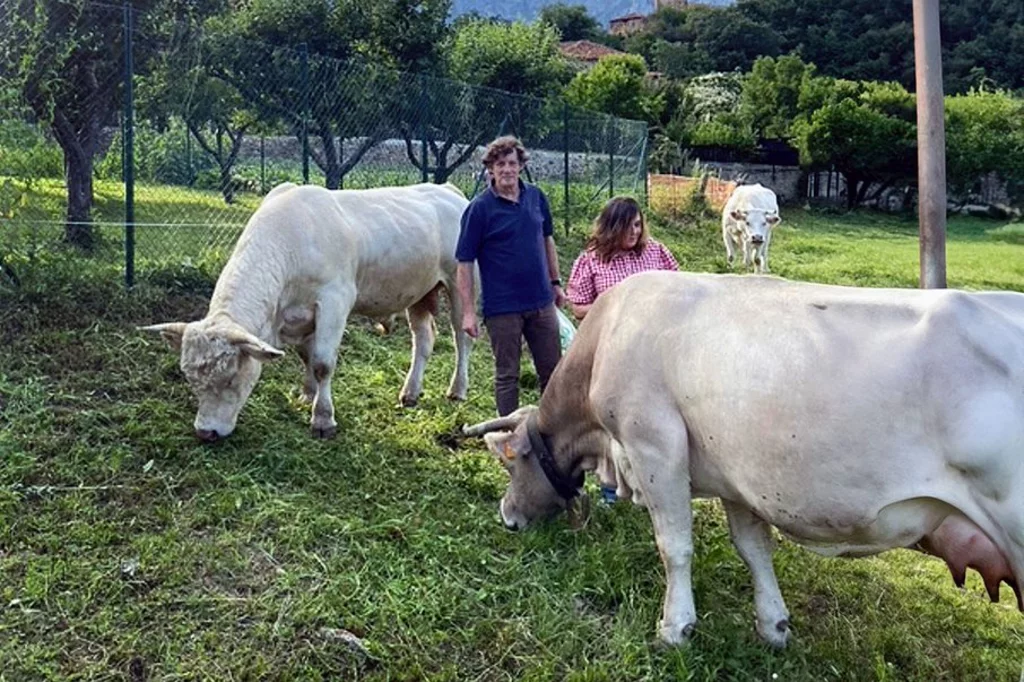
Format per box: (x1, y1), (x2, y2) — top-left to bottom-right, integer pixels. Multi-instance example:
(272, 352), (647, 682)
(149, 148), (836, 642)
(300, 43), (310, 184)
(123, 0), (135, 289)
(563, 101), (570, 236)
(639, 128), (649, 207)
(419, 73), (428, 183)
(260, 135), (266, 194)
(607, 120), (614, 199)
(185, 122), (193, 186)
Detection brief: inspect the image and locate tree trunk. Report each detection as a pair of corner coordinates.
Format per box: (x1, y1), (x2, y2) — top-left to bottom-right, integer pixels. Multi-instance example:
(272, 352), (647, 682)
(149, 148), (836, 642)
(220, 166), (235, 204)
(338, 133), (381, 180)
(49, 110), (97, 250)
(844, 174), (860, 210)
(316, 125), (342, 190)
(65, 150), (95, 249)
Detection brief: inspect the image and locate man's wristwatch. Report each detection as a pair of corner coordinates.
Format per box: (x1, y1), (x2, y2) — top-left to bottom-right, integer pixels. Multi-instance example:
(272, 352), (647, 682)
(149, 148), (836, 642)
(551, 279), (562, 287)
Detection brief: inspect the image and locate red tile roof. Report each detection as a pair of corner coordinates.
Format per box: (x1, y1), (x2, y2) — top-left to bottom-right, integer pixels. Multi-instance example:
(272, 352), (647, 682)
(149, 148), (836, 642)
(558, 40), (626, 63)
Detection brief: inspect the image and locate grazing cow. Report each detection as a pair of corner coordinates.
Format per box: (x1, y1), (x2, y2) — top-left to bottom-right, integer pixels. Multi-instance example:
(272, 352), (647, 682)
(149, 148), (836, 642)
(722, 183), (780, 273)
(464, 271), (1024, 648)
(142, 182), (473, 441)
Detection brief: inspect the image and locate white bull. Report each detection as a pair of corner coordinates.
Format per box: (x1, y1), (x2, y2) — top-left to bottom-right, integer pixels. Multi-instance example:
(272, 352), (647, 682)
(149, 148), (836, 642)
(465, 272), (1024, 648)
(722, 183), (780, 273)
(142, 182), (472, 440)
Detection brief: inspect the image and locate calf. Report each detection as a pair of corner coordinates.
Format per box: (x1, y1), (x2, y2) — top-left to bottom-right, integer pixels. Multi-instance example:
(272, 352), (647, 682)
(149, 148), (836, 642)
(722, 183), (781, 273)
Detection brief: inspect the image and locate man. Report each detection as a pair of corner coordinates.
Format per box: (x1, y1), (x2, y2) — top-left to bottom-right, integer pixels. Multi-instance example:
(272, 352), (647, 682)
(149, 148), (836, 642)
(456, 136), (566, 416)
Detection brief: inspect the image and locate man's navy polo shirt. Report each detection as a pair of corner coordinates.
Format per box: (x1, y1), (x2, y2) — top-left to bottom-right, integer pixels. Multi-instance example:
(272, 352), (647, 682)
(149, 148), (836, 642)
(456, 180), (555, 317)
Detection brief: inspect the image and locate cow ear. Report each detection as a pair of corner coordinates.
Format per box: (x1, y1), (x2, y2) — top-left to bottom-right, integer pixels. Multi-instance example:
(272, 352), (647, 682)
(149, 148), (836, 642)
(139, 322), (188, 352)
(767, 213), (781, 225)
(483, 428), (531, 468)
(730, 210), (745, 222)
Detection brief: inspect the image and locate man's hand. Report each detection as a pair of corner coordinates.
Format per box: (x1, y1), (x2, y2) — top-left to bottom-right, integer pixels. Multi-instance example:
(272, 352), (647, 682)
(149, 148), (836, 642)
(553, 285), (567, 308)
(462, 310), (479, 338)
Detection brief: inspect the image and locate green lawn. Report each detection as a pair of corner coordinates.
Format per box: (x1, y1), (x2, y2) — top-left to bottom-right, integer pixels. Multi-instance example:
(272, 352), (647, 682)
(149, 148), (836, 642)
(1, 191), (1023, 681)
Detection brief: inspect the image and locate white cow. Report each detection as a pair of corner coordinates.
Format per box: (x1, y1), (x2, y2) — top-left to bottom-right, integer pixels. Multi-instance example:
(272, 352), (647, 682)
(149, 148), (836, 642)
(722, 183), (781, 273)
(142, 182), (472, 441)
(464, 272), (1024, 648)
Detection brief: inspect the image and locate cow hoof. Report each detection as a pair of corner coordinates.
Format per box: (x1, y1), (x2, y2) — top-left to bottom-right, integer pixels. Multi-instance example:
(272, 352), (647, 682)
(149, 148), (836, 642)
(311, 424), (337, 439)
(446, 391), (466, 402)
(757, 618), (790, 649)
(657, 620), (696, 647)
(400, 395), (419, 408)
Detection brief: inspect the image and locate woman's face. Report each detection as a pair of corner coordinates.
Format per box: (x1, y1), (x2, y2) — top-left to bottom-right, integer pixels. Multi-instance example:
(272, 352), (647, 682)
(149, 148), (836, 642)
(619, 213), (643, 250)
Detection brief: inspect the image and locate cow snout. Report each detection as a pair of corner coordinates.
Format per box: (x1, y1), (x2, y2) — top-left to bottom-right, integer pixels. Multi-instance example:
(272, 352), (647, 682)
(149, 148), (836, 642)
(195, 428), (221, 443)
(750, 235), (765, 244)
(499, 497), (524, 531)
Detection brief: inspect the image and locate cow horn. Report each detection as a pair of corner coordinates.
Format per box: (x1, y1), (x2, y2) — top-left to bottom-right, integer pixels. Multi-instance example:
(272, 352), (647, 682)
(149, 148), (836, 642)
(224, 327), (285, 360)
(138, 322), (187, 336)
(138, 322), (188, 350)
(462, 406), (537, 437)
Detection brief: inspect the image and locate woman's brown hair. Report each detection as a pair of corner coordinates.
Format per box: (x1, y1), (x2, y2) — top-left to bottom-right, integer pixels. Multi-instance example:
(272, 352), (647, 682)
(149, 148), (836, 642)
(586, 196), (647, 262)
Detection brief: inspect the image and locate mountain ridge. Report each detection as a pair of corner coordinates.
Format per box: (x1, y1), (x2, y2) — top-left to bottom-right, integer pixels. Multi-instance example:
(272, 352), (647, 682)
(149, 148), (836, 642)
(450, 1), (735, 29)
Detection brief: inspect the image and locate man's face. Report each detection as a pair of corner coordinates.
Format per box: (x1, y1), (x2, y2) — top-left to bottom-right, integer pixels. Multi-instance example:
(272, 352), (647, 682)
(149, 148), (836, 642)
(490, 151), (521, 192)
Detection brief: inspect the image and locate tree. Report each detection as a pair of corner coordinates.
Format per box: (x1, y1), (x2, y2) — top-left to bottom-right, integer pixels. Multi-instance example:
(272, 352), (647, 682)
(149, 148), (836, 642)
(688, 6), (781, 72)
(740, 54), (816, 139)
(563, 54), (663, 123)
(650, 40), (712, 81)
(138, 15), (255, 203)
(205, 0), (451, 189)
(628, 4), (779, 77)
(945, 89), (1024, 199)
(1, 0), (159, 249)
(446, 19), (570, 96)
(395, 73), (507, 183)
(791, 79), (916, 208)
(538, 3), (602, 42)
(737, 0), (1024, 93)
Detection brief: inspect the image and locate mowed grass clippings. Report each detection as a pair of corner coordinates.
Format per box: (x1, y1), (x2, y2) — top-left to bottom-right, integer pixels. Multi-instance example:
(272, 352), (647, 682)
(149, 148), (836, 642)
(1, 200), (1024, 681)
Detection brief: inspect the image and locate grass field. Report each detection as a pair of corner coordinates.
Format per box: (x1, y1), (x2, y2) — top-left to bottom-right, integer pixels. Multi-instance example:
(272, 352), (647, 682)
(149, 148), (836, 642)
(1, 194), (1024, 681)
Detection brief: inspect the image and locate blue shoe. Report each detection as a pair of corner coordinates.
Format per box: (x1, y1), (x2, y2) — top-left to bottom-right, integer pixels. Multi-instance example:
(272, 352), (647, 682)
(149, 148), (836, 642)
(600, 484), (618, 505)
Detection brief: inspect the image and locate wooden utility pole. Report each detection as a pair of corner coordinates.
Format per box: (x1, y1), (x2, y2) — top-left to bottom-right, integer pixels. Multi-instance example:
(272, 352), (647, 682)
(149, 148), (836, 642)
(913, 0), (947, 288)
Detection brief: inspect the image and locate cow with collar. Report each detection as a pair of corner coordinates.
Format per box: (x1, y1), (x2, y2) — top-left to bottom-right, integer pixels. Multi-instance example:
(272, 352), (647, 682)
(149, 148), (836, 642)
(465, 271), (1024, 647)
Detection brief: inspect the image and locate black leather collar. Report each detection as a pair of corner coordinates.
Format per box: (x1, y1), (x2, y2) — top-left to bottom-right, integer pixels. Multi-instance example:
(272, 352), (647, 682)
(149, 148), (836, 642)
(525, 412), (581, 501)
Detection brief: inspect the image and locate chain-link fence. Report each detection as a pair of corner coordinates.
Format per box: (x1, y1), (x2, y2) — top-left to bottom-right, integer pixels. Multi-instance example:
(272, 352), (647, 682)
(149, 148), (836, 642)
(0, 0), (648, 287)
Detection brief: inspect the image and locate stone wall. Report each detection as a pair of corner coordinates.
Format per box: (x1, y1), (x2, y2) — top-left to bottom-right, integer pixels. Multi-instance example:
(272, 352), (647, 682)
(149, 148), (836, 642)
(697, 162), (806, 204)
(235, 135), (640, 183)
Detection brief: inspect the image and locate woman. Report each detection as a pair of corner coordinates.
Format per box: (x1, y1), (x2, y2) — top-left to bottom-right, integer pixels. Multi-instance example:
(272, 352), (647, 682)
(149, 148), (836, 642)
(566, 196), (679, 503)
(567, 196), (679, 321)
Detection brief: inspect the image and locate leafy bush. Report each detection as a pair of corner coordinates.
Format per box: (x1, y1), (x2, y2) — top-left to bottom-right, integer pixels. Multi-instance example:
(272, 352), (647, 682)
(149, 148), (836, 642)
(945, 89), (1024, 199)
(0, 120), (63, 180)
(96, 118), (212, 185)
(689, 120), (756, 149)
(564, 54), (664, 123)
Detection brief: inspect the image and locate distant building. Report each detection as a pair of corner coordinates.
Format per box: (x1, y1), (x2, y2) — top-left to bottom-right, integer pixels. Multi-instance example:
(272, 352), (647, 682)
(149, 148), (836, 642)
(609, 12), (647, 37)
(559, 40), (627, 70)
(610, 1), (689, 37)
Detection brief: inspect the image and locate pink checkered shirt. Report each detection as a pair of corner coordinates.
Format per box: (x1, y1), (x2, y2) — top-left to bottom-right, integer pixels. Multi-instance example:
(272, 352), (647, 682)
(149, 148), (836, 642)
(567, 239), (680, 306)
